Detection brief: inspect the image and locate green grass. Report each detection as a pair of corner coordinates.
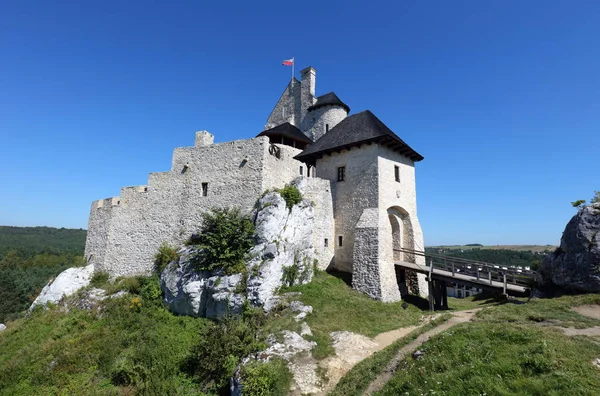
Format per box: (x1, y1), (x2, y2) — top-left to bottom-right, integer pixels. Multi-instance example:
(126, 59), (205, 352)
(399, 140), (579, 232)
(0, 280), (207, 395)
(446, 293), (504, 311)
(371, 294), (600, 396)
(283, 270), (428, 360)
(375, 322), (600, 396)
(330, 314), (452, 396)
(475, 294), (600, 328)
(285, 270), (426, 338)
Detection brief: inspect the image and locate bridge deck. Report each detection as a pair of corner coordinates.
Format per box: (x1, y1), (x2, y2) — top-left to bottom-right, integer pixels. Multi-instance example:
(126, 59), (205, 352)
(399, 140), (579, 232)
(395, 261), (530, 296)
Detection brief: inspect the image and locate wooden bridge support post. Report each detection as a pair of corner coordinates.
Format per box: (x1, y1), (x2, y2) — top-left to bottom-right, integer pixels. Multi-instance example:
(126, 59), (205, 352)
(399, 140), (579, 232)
(428, 281), (435, 311)
(441, 281), (448, 310)
(503, 273), (507, 295)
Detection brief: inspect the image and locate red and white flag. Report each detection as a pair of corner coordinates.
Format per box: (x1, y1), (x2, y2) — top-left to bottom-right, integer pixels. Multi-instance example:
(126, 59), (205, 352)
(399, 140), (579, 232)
(282, 58), (294, 66)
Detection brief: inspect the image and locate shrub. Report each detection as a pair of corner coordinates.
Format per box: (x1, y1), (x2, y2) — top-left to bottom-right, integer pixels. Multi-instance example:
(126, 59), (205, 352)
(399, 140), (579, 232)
(275, 185), (302, 210)
(89, 271), (110, 288)
(240, 359), (292, 396)
(571, 199), (586, 208)
(154, 242), (178, 274)
(184, 310), (268, 393)
(191, 208), (255, 275)
(281, 263), (300, 287)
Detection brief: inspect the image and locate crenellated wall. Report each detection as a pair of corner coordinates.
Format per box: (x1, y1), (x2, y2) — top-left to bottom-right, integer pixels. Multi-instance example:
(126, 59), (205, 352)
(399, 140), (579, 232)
(85, 135), (319, 277)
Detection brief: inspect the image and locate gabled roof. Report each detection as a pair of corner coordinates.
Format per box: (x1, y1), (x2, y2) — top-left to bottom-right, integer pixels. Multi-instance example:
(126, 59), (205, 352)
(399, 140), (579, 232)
(307, 92), (350, 113)
(294, 110), (423, 164)
(257, 122), (313, 144)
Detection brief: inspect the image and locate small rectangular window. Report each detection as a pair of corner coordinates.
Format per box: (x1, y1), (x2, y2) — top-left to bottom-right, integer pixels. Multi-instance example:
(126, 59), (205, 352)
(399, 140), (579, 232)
(325, 124), (329, 133)
(202, 183), (208, 197)
(324, 238), (328, 247)
(338, 236), (343, 247)
(307, 167), (310, 177)
(299, 166), (303, 176)
(394, 165), (400, 182)
(337, 166), (345, 182)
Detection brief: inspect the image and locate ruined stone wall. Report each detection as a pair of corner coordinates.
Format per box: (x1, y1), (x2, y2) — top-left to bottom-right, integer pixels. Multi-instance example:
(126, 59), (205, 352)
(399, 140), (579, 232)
(314, 143), (380, 273)
(86, 136), (286, 277)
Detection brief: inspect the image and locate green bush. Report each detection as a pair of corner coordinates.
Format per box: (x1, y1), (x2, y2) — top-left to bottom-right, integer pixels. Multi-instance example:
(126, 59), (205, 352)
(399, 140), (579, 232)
(191, 208), (255, 275)
(154, 242), (179, 274)
(184, 310), (268, 394)
(281, 263), (300, 287)
(275, 185), (302, 210)
(240, 359), (292, 396)
(89, 271), (110, 288)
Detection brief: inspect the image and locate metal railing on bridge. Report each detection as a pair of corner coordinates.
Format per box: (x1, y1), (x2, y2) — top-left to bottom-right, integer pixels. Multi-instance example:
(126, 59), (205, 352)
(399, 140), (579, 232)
(395, 247), (536, 289)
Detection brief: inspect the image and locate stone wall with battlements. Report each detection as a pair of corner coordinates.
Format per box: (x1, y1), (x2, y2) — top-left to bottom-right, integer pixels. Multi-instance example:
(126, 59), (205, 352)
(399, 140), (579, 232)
(85, 135), (319, 277)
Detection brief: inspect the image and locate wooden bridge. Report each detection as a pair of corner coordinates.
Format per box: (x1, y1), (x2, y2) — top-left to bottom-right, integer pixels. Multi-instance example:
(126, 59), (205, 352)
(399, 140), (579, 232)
(394, 248), (536, 310)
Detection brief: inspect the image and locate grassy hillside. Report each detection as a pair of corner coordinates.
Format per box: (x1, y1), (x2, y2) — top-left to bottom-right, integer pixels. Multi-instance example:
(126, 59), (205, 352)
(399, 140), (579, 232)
(335, 294), (600, 396)
(0, 226), (86, 323)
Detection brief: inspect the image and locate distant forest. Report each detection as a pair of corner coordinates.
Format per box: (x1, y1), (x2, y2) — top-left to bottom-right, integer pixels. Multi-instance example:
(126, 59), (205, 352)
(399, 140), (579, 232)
(0, 226), (86, 323)
(424, 247), (544, 269)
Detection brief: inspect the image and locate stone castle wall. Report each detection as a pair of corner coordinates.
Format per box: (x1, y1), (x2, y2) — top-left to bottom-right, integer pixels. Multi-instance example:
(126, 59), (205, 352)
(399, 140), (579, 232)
(85, 135), (323, 277)
(301, 106), (348, 142)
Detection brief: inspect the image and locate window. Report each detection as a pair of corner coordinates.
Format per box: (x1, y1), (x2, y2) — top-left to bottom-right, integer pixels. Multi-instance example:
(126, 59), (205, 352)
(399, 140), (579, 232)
(299, 166), (303, 176)
(338, 236), (343, 247)
(307, 167), (310, 177)
(325, 124), (329, 133)
(324, 238), (329, 247)
(202, 183), (208, 197)
(337, 166), (345, 182)
(394, 165), (400, 182)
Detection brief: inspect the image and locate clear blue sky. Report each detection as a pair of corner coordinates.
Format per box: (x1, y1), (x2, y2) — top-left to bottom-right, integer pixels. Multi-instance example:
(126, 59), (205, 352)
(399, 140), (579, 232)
(1, 1), (598, 246)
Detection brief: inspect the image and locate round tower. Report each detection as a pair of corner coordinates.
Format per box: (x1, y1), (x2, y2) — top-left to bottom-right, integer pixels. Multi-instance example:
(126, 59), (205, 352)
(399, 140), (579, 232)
(303, 92), (350, 142)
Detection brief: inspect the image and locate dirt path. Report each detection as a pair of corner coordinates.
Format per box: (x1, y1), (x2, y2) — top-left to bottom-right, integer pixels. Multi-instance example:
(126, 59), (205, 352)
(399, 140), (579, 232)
(363, 309), (480, 395)
(572, 305), (600, 320)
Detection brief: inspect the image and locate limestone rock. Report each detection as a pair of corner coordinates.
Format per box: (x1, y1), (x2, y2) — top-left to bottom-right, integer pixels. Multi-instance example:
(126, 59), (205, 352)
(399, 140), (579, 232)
(30, 264), (95, 309)
(538, 203), (600, 293)
(247, 192), (316, 311)
(160, 189), (317, 318)
(160, 248), (244, 319)
(0, 323), (6, 332)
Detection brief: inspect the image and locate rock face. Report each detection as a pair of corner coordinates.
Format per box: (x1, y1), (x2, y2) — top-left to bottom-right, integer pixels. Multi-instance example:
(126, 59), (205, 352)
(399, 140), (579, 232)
(160, 191), (316, 317)
(160, 247), (245, 319)
(538, 203), (600, 293)
(30, 264), (95, 309)
(0, 323), (6, 332)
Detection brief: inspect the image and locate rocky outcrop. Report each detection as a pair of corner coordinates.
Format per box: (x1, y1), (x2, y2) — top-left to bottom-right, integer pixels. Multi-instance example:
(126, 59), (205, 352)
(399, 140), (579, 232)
(0, 323), (6, 332)
(160, 248), (245, 319)
(538, 203), (600, 293)
(30, 264), (95, 309)
(160, 190), (317, 318)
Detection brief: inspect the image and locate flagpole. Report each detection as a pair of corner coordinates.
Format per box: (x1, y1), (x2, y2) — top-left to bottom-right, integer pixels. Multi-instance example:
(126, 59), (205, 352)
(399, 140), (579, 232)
(292, 57), (294, 81)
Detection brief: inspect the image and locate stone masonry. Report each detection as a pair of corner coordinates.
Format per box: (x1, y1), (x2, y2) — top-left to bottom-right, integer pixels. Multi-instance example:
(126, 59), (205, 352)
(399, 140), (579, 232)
(85, 65), (428, 301)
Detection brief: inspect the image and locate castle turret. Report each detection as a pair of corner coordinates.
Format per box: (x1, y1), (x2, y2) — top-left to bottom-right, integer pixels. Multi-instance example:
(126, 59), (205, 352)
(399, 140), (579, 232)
(301, 91), (350, 141)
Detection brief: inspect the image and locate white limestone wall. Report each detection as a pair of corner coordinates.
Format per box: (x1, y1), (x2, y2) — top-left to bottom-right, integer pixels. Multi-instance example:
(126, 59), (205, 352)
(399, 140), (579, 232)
(301, 106), (348, 142)
(265, 80), (302, 129)
(377, 146), (428, 298)
(261, 143), (304, 192)
(297, 177), (335, 270)
(87, 136), (274, 277)
(314, 143), (380, 273)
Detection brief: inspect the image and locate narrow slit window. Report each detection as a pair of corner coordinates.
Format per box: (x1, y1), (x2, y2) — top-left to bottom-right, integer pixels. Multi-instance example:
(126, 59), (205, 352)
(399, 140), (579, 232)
(324, 238), (329, 247)
(325, 124), (329, 133)
(338, 236), (343, 247)
(394, 165), (400, 182)
(202, 183), (208, 197)
(307, 167), (310, 177)
(337, 166), (345, 182)
(299, 166), (303, 176)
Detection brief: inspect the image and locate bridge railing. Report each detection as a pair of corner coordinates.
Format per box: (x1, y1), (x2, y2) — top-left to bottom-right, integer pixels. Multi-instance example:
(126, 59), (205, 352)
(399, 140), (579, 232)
(395, 248), (536, 288)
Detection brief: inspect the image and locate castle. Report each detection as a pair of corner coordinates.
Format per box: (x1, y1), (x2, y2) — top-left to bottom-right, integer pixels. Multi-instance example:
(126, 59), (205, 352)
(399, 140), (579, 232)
(85, 66), (428, 301)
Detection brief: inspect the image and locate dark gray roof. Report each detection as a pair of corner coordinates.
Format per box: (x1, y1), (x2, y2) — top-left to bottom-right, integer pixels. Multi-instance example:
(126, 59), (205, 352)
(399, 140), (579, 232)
(257, 122), (313, 144)
(307, 92), (350, 113)
(294, 110), (423, 164)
